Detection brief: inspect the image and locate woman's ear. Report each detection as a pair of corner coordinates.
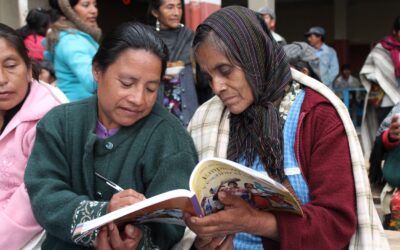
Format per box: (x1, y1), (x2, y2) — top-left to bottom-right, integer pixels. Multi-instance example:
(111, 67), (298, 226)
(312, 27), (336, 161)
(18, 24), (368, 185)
(151, 9), (159, 19)
(92, 64), (100, 82)
(301, 67), (310, 76)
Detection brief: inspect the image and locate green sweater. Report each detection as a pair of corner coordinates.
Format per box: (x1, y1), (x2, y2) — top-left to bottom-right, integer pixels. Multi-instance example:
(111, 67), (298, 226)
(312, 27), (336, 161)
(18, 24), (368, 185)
(25, 97), (198, 250)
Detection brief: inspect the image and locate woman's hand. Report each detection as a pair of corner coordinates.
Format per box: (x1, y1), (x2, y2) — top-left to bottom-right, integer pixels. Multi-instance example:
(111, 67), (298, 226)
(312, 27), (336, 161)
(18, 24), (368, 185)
(184, 192), (279, 243)
(95, 223), (142, 250)
(389, 115), (400, 142)
(107, 189), (145, 213)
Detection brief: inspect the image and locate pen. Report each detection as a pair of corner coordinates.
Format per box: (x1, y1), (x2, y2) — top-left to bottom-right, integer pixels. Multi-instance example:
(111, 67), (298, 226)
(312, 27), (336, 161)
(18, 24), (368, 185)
(94, 172), (124, 192)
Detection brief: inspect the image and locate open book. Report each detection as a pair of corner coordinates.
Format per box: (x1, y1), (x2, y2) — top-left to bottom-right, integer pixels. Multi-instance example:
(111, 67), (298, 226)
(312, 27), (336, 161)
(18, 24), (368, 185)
(73, 157), (302, 237)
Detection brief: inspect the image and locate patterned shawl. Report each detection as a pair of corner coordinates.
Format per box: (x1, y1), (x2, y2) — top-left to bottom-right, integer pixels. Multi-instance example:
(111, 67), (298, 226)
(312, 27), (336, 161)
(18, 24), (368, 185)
(177, 68), (389, 250)
(381, 35), (400, 79)
(195, 6), (292, 182)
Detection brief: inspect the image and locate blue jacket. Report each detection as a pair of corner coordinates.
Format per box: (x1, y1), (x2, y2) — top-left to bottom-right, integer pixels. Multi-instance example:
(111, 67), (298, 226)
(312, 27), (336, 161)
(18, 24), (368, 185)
(45, 30), (98, 101)
(315, 43), (339, 87)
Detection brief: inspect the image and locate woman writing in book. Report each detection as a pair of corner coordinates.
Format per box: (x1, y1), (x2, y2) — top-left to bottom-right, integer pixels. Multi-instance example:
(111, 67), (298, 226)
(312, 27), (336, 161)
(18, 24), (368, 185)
(182, 6), (387, 250)
(0, 23), (66, 249)
(25, 22), (198, 250)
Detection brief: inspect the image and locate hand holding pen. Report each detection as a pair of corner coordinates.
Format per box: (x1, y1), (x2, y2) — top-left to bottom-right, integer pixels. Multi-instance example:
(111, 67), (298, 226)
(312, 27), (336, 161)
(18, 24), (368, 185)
(94, 172), (146, 213)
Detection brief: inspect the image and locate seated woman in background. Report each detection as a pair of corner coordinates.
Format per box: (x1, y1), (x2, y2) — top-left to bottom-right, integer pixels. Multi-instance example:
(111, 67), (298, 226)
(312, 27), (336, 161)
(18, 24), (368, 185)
(0, 23), (66, 250)
(25, 22), (198, 250)
(181, 6), (387, 250)
(46, 0), (101, 101)
(17, 7), (50, 61)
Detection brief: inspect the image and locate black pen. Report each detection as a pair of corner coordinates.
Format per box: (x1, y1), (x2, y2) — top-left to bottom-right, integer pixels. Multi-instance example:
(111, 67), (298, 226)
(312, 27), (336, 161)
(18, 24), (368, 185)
(94, 172), (124, 192)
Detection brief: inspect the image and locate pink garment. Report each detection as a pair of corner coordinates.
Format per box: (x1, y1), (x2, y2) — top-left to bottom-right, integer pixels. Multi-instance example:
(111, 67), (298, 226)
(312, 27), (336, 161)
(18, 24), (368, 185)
(24, 34), (46, 61)
(0, 80), (65, 249)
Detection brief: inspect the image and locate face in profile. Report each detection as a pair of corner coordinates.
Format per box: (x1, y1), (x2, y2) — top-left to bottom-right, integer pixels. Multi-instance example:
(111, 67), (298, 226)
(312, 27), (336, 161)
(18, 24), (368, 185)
(0, 38), (31, 112)
(73, 0), (98, 28)
(195, 41), (254, 115)
(262, 14), (275, 31)
(152, 0), (182, 30)
(94, 49), (161, 129)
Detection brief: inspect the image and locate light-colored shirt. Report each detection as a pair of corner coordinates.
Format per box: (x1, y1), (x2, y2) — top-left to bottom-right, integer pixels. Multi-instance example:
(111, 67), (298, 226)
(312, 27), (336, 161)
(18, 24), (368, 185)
(315, 43), (339, 87)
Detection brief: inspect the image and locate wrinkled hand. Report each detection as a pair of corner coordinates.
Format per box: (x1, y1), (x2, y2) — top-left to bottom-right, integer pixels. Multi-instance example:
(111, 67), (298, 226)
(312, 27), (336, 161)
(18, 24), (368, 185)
(389, 115), (400, 142)
(184, 192), (278, 240)
(107, 189), (145, 213)
(194, 235), (234, 250)
(95, 223), (142, 250)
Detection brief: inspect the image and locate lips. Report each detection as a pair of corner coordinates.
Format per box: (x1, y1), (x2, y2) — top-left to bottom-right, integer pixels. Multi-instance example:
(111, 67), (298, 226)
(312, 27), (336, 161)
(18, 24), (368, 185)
(221, 96), (236, 105)
(87, 17), (97, 23)
(119, 106), (141, 115)
(0, 91), (13, 99)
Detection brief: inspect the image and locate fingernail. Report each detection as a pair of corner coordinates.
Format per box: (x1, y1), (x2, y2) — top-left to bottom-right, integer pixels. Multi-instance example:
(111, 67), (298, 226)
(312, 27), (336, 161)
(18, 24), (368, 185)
(108, 223), (114, 231)
(190, 217), (196, 224)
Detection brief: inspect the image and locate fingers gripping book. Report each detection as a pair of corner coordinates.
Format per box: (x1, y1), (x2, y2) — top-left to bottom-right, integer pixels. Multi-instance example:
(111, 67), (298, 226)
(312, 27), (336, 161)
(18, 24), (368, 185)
(73, 157), (302, 237)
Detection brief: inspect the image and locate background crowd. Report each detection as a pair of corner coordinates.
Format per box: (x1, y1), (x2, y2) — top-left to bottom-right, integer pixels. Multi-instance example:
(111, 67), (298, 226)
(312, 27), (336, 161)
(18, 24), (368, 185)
(0, 0), (399, 249)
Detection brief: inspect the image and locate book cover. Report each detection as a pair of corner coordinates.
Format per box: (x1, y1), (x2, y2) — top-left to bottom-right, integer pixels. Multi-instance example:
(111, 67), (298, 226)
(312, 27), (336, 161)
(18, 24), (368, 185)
(73, 157), (303, 237)
(190, 157), (303, 216)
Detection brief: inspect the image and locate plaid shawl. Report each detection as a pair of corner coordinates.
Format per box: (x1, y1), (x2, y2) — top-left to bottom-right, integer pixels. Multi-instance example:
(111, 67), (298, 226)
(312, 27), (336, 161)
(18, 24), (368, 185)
(178, 68), (389, 250)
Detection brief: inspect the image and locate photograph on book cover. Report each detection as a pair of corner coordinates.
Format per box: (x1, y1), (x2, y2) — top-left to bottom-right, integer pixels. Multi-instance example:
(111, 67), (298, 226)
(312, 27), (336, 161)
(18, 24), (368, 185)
(191, 159), (301, 215)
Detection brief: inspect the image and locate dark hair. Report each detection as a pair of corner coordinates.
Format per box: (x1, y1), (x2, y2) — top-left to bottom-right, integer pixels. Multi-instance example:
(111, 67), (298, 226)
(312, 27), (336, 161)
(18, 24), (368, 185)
(49, 0), (79, 15)
(0, 23), (33, 74)
(48, 8), (61, 23)
(93, 22), (168, 78)
(148, 0), (164, 12)
(147, 0), (163, 25)
(39, 60), (56, 79)
(17, 8), (50, 38)
(393, 16), (400, 33)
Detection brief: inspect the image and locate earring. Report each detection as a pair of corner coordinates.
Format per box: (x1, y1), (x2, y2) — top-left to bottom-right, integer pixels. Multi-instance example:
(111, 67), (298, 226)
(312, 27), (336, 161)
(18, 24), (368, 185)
(156, 19), (160, 32)
(180, 23), (184, 28)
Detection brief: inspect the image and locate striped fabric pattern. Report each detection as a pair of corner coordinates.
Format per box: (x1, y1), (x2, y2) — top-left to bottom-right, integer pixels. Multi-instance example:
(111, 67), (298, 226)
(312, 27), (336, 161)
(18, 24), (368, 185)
(283, 89), (310, 204)
(234, 89), (310, 249)
(194, 6), (292, 182)
(179, 68), (389, 250)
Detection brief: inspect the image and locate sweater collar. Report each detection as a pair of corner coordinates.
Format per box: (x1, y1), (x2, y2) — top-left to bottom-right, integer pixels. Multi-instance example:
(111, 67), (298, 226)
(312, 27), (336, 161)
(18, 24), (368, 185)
(0, 80), (62, 139)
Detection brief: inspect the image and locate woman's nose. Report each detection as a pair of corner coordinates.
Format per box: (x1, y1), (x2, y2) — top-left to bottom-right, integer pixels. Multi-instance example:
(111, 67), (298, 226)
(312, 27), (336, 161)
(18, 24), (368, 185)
(127, 89), (145, 106)
(0, 69), (8, 86)
(90, 4), (98, 15)
(211, 78), (227, 95)
(172, 6), (181, 16)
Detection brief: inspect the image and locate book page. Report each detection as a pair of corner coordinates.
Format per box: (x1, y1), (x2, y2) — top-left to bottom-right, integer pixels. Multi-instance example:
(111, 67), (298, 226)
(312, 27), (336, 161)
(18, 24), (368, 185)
(190, 157), (303, 216)
(73, 189), (202, 237)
